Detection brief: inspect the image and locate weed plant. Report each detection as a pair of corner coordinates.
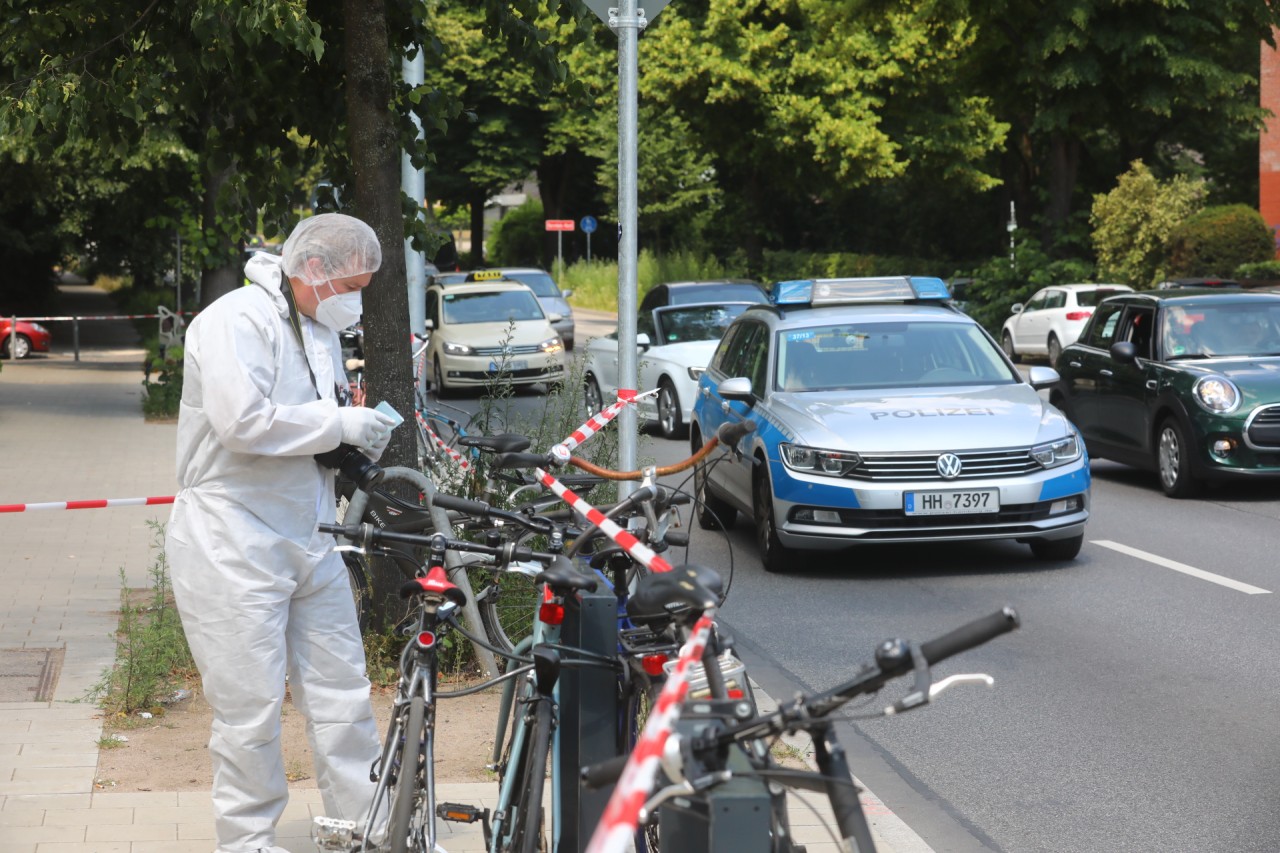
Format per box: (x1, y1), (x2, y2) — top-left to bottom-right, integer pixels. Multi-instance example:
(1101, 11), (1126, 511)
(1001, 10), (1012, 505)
(89, 522), (195, 716)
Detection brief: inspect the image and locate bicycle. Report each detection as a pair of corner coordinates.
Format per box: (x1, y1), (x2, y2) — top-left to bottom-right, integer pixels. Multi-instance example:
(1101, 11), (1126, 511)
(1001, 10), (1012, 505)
(311, 519), (569, 853)
(583, 585), (1021, 853)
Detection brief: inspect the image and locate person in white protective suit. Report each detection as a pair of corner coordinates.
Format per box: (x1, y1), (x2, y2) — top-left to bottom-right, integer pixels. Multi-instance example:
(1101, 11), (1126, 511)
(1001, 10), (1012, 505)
(166, 214), (397, 853)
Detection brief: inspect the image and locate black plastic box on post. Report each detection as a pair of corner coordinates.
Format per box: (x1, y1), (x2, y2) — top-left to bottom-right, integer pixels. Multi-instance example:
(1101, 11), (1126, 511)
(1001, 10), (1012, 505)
(556, 589), (620, 853)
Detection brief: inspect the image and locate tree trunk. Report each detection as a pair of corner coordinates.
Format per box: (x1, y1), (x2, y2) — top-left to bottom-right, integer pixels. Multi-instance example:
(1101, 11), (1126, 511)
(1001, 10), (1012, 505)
(199, 162), (242, 308)
(1043, 131), (1081, 248)
(470, 188), (486, 267)
(343, 0), (415, 629)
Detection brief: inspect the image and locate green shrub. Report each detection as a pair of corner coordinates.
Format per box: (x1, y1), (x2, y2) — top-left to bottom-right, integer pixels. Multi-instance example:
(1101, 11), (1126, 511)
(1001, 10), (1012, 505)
(1235, 259), (1280, 279)
(142, 342), (183, 420)
(760, 250), (953, 284)
(1091, 160), (1208, 289)
(488, 199), (545, 267)
(958, 240), (1096, 335)
(1167, 204), (1274, 278)
(559, 249), (750, 311)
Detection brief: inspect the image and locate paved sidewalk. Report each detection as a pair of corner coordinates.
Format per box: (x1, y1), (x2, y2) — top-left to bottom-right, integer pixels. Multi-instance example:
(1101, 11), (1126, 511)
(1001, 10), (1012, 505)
(0, 286), (920, 852)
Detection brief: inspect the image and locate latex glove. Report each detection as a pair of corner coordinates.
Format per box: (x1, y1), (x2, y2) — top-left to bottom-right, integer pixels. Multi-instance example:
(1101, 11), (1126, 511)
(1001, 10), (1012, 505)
(364, 426), (393, 462)
(338, 407), (398, 450)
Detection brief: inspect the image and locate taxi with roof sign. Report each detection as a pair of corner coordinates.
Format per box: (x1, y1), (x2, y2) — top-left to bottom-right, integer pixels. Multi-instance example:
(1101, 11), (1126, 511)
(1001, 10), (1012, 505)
(689, 276), (1090, 571)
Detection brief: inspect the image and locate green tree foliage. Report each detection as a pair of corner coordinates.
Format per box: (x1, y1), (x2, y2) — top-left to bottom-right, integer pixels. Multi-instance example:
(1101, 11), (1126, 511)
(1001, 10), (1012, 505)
(1167, 204), (1274, 278)
(964, 0), (1280, 243)
(488, 198), (545, 266)
(1091, 161), (1207, 289)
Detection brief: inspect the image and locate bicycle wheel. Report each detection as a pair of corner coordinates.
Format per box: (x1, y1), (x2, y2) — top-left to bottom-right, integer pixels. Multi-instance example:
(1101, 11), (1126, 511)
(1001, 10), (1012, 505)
(388, 694), (428, 853)
(476, 572), (540, 656)
(509, 700), (552, 853)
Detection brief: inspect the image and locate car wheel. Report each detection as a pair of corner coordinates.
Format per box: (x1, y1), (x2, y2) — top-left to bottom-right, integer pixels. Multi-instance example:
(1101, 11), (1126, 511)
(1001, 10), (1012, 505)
(433, 358), (451, 399)
(1002, 331), (1020, 363)
(753, 467), (792, 573)
(1047, 333), (1062, 366)
(1156, 416), (1200, 498)
(656, 380), (685, 440)
(4, 333), (31, 359)
(583, 374), (603, 418)
(1029, 533), (1083, 561)
(693, 429), (736, 531)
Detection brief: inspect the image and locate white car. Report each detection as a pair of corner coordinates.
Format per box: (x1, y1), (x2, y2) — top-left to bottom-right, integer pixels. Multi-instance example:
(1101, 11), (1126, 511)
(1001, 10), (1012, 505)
(424, 281), (565, 396)
(1001, 283), (1133, 365)
(583, 302), (756, 439)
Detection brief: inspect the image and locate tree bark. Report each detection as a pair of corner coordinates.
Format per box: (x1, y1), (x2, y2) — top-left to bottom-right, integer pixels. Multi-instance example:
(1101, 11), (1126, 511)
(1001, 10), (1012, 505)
(199, 162), (242, 308)
(1043, 131), (1081, 248)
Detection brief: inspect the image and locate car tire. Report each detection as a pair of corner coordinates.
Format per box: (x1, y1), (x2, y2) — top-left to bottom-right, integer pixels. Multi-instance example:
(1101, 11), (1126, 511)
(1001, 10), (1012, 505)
(1002, 331), (1020, 363)
(753, 466), (792, 573)
(1029, 533), (1083, 561)
(564, 336), (575, 352)
(1156, 416), (1200, 498)
(3, 333), (31, 359)
(433, 358), (452, 399)
(1047, 333), (1062, 366)
(693, 429), (736, 531)
(656, 380), (686, 440)
(583, 374), (603, 418)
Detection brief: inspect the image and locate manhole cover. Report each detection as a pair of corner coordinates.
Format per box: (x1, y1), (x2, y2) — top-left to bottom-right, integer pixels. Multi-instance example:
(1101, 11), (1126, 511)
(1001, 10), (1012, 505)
(0, 648), (65, 702)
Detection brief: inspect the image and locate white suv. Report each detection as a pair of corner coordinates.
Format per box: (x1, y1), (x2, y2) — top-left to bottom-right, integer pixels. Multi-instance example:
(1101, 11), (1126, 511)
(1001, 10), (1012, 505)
(1001, 283), (1133, 365)
(424, 281), (565, 396)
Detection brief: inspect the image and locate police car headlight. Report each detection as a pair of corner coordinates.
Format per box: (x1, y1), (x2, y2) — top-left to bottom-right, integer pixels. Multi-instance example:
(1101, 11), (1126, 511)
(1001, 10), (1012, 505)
(781, 444), (860, 477)
(1031, 435), (1081, 468)
(1193, 376), (1240, 413)
(443, 341), (475, 356)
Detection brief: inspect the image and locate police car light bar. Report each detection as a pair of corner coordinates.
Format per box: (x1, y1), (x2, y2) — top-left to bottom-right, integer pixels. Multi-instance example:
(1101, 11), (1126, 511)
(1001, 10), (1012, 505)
(772, 276), (951, 306)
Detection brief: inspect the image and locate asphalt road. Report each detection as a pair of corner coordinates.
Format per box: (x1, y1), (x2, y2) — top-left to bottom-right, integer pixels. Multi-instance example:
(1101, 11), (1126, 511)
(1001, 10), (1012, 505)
(449, 364), (1280, 852)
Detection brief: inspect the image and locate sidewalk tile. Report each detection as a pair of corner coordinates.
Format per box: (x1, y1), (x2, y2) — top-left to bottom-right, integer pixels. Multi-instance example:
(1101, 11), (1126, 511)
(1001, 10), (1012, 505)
(42, 807), (135, 827)
(85, 821), (176, 842)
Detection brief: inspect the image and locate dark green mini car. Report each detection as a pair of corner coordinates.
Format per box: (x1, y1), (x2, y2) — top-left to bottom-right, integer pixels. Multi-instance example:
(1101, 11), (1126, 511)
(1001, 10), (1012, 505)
(1052, 289), (1280, 497)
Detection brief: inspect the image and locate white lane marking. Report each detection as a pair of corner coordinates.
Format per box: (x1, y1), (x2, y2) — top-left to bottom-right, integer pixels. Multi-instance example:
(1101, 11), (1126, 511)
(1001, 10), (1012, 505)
(1092, 540), (1272, 595)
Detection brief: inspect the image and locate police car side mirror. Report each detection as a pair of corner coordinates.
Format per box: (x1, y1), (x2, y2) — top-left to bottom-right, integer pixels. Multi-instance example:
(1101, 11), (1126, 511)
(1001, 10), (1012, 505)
(718, 376), (754, 404)
(1026, 365), (1060, 390)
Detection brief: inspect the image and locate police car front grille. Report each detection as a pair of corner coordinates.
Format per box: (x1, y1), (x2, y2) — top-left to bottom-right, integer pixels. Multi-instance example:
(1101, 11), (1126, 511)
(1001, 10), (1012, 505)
(1247, 405), (1280, 449)
(471, 344), (542, 357)
(848, 448), (1040, 481)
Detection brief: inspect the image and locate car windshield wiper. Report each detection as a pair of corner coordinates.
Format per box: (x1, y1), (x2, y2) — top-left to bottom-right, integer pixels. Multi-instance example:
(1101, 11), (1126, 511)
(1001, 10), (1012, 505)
(1166, 353), (1211, 360)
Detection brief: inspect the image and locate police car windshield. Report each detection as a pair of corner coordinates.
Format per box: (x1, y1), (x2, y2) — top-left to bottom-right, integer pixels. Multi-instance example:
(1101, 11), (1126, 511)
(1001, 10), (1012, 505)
(777, 321), (1017, 391)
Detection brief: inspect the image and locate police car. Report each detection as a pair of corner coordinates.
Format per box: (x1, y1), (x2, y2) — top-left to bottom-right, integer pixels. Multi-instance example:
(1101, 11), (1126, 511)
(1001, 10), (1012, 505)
(690, 276), (1090, 572)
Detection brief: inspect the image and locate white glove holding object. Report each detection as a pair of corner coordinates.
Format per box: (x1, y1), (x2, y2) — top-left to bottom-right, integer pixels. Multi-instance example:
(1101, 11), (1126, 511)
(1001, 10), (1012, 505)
(364, 427), (393, 462)
(338, 407), (398, 450)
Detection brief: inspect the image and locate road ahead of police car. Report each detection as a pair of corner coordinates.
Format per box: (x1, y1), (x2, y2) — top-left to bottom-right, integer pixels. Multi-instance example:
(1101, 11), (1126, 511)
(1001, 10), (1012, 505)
(460, 377), (1280, 852)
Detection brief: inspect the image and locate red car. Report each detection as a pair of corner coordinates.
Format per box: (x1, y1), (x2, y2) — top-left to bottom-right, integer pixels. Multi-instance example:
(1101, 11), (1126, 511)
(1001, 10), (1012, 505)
(1, 317), (52, 359)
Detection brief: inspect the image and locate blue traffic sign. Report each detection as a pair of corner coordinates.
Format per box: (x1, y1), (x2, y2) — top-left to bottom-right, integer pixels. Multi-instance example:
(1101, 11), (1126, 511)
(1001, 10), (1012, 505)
(580, 215), (598, 235)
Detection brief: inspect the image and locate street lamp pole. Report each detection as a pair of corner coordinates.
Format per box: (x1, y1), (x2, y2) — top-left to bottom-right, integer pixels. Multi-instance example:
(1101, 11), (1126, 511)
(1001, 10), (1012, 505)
(1007, 201), (1017, 272)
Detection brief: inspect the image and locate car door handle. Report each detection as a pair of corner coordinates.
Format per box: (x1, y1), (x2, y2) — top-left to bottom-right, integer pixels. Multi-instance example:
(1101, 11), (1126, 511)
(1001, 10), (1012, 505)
(1068, 361), (1081, 368)
(1146, 380), (1158, 390)
(1100, 369), (1113, 377)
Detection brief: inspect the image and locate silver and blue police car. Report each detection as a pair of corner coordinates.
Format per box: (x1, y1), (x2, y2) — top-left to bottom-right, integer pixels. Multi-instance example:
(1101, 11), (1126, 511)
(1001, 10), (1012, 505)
(690, 276), (1090, 572)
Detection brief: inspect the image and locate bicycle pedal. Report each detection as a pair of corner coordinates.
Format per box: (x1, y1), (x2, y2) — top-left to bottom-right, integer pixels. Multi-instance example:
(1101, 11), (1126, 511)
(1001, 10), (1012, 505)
(437, 801), (488, 824)
(312, 816), (357, 850)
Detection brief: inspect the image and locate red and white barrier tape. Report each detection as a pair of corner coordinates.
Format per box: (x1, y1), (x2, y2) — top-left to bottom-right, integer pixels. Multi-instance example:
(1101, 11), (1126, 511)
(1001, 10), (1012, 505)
(8, 312), (197, 323)
(416, 411), (471, 471)
(585, 613), (716, 853)
(535, 468), (674, 574)
(0, 496), (175, 514)
(549, 388), (658, 463)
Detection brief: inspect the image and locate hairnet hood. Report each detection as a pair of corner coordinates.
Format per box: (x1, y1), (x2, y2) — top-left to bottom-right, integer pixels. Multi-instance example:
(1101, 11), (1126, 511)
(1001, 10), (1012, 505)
(281, 214), (381, 286)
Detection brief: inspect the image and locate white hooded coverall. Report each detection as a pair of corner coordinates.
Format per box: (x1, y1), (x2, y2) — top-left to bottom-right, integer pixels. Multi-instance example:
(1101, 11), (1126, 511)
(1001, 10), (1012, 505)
(166, 252), (379, 853)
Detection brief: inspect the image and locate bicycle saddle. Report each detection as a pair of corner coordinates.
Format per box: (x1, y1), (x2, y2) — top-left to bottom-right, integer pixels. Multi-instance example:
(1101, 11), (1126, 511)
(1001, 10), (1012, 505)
(536, 555), (599, 593)
(625, 563), (723, 625)
(399, 564), (467, 607)
(457, 433), (531, 453)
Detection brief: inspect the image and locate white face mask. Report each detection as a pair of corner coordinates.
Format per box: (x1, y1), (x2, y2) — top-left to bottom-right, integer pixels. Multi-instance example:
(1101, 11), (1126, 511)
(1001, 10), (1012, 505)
(313, 281), (363, 331)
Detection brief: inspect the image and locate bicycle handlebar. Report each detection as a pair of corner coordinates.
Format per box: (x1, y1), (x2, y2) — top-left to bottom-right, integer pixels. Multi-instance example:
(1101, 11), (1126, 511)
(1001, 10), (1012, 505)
(568, 437), (721, 481)
(318, 522), (559, 566)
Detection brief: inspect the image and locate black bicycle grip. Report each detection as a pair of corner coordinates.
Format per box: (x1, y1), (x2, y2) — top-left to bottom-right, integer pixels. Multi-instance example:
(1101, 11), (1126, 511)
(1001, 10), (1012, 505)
(317, 522), (348, 536)
(580, 753), (629, 790)
(492, 451), (552, 470)
(919, 607), (1020, 666)
(716, 419), (757, 447)
(431, 492), (491, 517)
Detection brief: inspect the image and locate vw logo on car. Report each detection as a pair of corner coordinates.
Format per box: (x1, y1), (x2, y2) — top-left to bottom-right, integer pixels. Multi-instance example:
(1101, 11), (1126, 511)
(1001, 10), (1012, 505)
(936, 453), (963, 479)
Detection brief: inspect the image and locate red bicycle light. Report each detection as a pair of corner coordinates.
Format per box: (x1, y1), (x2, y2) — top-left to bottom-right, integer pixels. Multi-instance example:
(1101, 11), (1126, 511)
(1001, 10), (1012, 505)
(538, 601), (565, 625)
(642, 654), (668, 676)
(727, 688), (744, 699)
(416, 631), (436, 648)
